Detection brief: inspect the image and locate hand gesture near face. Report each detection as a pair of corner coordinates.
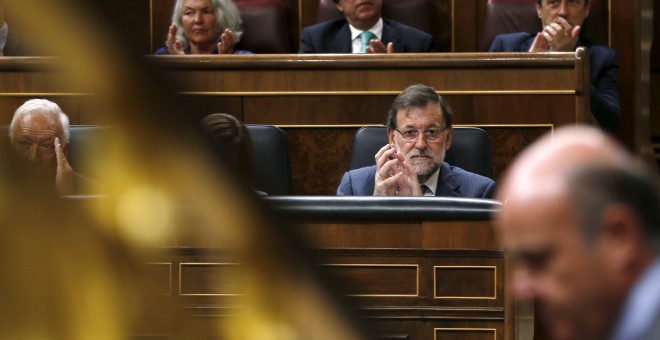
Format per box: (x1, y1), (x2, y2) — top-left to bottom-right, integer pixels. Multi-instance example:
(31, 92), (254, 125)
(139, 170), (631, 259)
(530, 17), (581, 52)
(366, 39), (394, 54)
(373, 144), (423, 196)
(217, 28), (237, 54)
(165, 23), (185, 55)
(54, 137), (74, 195)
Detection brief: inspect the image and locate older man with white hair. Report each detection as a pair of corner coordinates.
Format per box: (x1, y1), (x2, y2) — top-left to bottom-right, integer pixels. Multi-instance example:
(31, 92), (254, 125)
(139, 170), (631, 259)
(9, 99), (95, 195)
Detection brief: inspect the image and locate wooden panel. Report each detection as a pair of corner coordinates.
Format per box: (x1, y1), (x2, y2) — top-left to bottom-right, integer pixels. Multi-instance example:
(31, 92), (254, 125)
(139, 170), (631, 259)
(453, 0), (479, 52)
(144, 262), (172, 295)
(434, 328), (496, 340)
(422, 220), (497, 249)
(244, 96), (391, 125)
(485, 126), (549, 179)
(431, 257), (504, 308)
(152, 0), (176, 54)
(124, 195), (510, 339)
(179, 263), (244, 296)
(115, 0), (153, 54)
(285, 127), (354, 195)
(297, 222), (422, 248)
(366, 319), (504, 340)
(435, 266), (496, 300)
(324, 264), (419, 296)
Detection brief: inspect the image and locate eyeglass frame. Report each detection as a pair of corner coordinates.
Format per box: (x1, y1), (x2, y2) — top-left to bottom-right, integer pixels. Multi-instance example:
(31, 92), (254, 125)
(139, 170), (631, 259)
(394, 125), (449, 142)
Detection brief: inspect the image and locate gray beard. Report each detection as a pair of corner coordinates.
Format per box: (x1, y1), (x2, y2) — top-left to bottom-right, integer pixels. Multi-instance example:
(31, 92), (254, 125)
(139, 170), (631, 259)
(414, 161), (440, 183)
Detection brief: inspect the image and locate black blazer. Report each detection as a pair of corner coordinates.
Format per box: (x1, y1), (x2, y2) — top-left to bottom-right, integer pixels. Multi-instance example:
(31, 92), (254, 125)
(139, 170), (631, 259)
(489, 32), (620, 132)
(299, 18), (435, 53)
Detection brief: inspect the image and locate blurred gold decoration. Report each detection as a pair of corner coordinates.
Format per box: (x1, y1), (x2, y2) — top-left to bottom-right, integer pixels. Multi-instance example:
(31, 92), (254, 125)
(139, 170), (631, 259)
(0, 1), (370, 339)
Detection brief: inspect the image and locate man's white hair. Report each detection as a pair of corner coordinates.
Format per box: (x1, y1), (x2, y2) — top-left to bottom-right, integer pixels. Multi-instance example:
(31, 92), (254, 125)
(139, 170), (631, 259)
(9, 99), (70, 143)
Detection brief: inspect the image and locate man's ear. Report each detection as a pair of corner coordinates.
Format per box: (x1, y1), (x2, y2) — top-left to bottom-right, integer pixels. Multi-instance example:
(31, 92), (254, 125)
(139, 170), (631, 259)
(335, 0), (344, 13)
(597, 205), (646, 273)
(386, 128), (396, 148)
(535, 3), (543, 19)
(444, 127), (453, 150)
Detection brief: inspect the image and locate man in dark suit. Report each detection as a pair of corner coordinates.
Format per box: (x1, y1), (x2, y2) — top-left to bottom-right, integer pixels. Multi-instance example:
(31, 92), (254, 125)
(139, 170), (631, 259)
(488, 0), (620, 132)
(496, 125), (660, 340)
(299, 0), (435, 53)
(337, 84), (495, 198)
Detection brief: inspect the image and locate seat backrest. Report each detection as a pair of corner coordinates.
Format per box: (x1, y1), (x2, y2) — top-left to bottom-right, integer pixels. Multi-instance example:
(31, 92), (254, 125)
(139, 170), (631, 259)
(246, 124), (293, 195)
(68, 125), (111, 179)
(317, 0), (436, 40)
(234, 0), (291, 53)
(479, 0), (608, 51)
(349, 126), (494, 179)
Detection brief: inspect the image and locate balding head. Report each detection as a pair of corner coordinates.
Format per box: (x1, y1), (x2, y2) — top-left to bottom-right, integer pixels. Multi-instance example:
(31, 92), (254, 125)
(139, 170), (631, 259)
(495, 125), (660, 340)
(498, 126), (630, 208)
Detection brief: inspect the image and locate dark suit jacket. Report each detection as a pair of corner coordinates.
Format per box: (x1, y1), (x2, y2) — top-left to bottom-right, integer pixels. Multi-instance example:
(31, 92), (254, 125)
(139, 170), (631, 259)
(300, 18), (435, 53)
(337, 162), (496, 198)
(489, 32), (620, 132)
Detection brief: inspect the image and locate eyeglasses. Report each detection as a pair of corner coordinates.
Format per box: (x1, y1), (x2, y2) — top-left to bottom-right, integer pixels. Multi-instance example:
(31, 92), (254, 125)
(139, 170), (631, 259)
(395, 126), (447, 141)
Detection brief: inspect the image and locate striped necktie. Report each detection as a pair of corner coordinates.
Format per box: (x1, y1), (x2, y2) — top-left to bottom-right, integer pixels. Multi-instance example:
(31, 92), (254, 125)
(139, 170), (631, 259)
(360, 31), (376, 53)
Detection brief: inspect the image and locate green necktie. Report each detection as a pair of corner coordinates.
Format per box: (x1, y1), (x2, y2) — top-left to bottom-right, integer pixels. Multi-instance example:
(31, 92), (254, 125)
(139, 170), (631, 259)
(360, 31), (376, 53)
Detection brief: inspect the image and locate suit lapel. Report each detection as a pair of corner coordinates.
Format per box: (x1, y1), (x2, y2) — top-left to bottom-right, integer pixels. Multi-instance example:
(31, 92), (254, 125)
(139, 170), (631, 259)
(520, 34), (535, 52)
(331, 22), (353, 53)
(434, 163), (462, 197)
(381, 20), (401, 52)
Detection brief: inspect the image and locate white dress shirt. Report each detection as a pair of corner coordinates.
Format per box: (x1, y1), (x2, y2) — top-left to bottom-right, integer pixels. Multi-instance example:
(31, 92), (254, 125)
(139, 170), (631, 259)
(419, 167), (440, 196)
(348, 18), (383, 53)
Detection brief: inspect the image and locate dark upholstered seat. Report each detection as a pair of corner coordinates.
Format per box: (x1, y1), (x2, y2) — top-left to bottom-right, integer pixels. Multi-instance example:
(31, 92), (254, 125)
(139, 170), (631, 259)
(246, 124), (293, 195)
(67, 125), (111, 179)
(349, 126), (494, 179)
(235, 0), (291, 53)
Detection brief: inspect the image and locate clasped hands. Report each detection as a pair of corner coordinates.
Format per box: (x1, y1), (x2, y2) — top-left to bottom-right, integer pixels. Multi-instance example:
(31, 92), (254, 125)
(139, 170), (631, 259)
(373, 144), (424, 196)
(165, 23), (237, 55)
(529, 17), (581, 52)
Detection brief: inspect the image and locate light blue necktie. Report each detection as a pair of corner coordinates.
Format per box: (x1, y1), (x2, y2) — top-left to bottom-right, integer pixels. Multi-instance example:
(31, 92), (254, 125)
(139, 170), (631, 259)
(360, 31), (376, 53)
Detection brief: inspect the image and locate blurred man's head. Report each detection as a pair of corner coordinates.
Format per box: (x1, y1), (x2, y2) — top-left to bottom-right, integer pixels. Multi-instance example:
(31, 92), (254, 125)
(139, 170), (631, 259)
(496, 126), (659, 340)
(9, 99), (70, 177)
(332, 0), (382, 31)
